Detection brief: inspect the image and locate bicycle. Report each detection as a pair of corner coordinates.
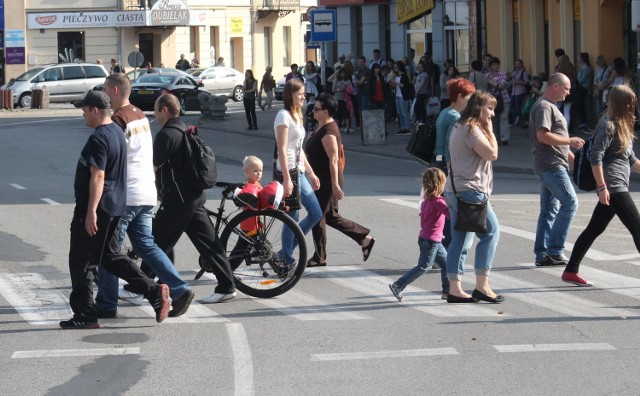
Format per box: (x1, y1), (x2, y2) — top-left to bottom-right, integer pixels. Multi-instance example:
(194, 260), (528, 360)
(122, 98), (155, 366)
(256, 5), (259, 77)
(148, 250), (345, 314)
(195, 181), (307, 298)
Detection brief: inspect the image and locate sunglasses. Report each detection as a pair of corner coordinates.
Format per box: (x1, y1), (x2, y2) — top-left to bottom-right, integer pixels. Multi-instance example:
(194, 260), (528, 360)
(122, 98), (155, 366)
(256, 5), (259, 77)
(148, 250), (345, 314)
(312, 107), (324, 112)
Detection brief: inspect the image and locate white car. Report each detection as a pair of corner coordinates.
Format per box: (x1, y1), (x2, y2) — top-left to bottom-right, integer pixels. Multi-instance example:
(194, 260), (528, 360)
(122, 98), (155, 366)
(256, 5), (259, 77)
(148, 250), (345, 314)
(187, 67), (244, 101)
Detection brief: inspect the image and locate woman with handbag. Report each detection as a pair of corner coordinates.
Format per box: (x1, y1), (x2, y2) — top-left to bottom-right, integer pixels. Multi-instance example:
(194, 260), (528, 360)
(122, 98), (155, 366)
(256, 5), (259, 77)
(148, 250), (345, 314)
(444, 90), (503, 304)
(274, 79), (323, 266)
(305, 93), (375, 267)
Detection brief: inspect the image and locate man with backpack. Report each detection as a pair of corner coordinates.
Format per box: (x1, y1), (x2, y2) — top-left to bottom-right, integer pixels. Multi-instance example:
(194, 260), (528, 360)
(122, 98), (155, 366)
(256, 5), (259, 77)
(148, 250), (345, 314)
(152, 93), (236, 303)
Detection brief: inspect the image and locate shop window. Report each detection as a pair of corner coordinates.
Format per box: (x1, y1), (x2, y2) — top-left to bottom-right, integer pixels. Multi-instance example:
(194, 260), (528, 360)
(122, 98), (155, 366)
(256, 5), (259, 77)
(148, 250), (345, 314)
(58, 32), (85, 63)
(443, 0), (469, 72)
(283, 26), (291, 67)
(407, 14), (432, 59)
(264, 27), (272, 67)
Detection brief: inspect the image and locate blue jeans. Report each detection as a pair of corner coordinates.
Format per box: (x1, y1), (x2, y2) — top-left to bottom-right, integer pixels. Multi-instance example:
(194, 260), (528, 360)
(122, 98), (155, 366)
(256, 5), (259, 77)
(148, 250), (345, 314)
(534, 167), (578, 260)
(281, 173), (322, 263)
(395, 97), (411, 130)
(95, 205), (190, 311)
(444, 190), (500, 280)
(394, 238), (447, 291)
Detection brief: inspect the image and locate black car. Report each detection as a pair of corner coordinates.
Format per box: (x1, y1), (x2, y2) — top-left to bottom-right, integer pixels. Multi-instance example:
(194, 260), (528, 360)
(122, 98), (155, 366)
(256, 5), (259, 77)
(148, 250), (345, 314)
(129, 70), (209, 114)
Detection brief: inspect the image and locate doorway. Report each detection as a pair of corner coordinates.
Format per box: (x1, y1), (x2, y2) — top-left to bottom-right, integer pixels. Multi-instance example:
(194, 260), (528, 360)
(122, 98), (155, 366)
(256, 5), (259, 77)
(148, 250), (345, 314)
(230, 37), (243, 71)
(139, 33), (154, 67)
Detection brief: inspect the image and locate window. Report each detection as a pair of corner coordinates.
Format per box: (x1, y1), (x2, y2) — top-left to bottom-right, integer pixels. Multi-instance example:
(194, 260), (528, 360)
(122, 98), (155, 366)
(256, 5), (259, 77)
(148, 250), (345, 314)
(443, 0), (470, 72)
(57, 32), (85, 62)
(62, 66), (85, 80)
(407, 14), (432, 60)
(83, 65), (108, 78)
(264, 27), (272, 67)
(190, 26), (199, 61)
(283, 26), (291, 67)
(42, 68), (61, 82)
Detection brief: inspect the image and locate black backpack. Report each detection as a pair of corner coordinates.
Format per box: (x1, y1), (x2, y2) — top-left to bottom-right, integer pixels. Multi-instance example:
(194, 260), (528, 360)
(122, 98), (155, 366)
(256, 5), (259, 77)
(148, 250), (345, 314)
(180, 125), (217, 190)
(573, 136), (596, 191)
(405, 117), (437, 164)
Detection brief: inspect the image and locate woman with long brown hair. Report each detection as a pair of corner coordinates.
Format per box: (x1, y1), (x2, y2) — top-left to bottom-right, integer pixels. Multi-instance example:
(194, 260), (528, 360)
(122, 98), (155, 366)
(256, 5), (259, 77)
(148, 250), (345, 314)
(562, 84), (640, 286)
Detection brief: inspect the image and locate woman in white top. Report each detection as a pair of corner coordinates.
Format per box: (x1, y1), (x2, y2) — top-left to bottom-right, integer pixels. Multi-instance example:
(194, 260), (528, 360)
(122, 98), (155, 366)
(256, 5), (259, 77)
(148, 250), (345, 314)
(275, 79), (323, 264)
(304, 61), (319, 101)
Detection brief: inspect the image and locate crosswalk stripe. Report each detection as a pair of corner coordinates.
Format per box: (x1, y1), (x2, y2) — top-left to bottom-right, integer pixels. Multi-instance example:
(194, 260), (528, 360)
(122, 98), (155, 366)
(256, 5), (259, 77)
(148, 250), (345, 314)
(254, 289), (369, 321)
(310, 348), (459, 361)
(0, 273), (72, 325)
(310, 266), (504, 317)
(12, 348), (140, 359)
(494, 343), (615, 353)
(472, 265), (638, 318)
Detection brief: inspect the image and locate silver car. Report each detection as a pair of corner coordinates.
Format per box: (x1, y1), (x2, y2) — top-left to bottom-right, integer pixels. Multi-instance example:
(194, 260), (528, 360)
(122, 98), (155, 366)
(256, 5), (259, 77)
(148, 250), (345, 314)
(187, 67), (244, 101)
(1, 63), (108, 108)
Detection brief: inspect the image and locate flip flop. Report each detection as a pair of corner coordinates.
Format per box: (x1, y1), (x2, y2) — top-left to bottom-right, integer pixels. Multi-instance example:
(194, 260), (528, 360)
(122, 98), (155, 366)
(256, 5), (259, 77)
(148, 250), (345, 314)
(361, 237), (375, 261)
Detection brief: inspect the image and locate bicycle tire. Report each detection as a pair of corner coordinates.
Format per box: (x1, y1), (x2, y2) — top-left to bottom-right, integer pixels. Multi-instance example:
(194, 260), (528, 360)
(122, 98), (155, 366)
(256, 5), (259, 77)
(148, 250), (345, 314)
(219, 209), (307, 298)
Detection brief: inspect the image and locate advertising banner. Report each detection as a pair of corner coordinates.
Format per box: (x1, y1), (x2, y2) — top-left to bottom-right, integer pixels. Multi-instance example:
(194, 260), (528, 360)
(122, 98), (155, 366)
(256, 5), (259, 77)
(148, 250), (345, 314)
(5, 29), (25, 65)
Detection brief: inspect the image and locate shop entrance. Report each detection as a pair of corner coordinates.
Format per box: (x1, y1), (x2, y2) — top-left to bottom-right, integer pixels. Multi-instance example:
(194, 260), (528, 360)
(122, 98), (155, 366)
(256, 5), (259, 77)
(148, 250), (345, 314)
(139, 33), (155, 67)
(230, 37), (243, 71)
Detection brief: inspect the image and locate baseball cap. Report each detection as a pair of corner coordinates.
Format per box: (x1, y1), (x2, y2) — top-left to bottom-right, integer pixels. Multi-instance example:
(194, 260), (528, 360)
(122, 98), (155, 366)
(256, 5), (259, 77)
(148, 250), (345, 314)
(74, 91), (111, 110)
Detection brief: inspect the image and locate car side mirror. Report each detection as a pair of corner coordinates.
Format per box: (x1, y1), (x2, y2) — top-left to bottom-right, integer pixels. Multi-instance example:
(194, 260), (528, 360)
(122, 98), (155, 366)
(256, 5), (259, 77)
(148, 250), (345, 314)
(8, 78), (15, 85)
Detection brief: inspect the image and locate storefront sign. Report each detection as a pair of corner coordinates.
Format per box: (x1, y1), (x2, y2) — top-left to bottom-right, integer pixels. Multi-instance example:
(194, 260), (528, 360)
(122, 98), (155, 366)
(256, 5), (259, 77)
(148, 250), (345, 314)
(28, 12), (146, 29)
(231, 17), (243, 34)
(396, 0), (434, 25)
(5, 29), (25, 64)
(150, 0), (189, 26)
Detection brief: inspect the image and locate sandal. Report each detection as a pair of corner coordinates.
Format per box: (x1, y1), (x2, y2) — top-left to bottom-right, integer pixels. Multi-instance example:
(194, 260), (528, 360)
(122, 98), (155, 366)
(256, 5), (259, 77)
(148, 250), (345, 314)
(306, 258), (326, 268)
(361, 237), (376, 261)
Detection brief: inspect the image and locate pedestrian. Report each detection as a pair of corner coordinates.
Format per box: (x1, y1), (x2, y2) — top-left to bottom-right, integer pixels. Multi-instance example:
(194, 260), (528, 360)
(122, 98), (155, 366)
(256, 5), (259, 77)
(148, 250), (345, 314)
(175, 53), (190, 71)
(529, 73), (585, 267)
(562, 85), (640, 287)
(593, 55), (613, 118)
(285, 64), (303, 83)
(95, 74), (194, 319)
(439, 61), (457, 109)
(190, 58), (200, 69)
(369, 49), (386, 69)
(486, 57), (511, 145)
(151, 93), (237, 304)
(508, 59), (530, 127)
(243, 69), (258, 130)
(259, 66), (276, 110)
(389, 167), (448, 302)
(468, 60), (488, 91)
(601, 57), (628, 110)
(110, 58), (124, 74)
(575, 52), (593, 129)
(305, 93), (375, 267)
(412, 63), (430, 123)
(369, 63), (386, 110)
(60, 91), (170, 329)
(96, 58), (104, 65)
(355, 56), (372, 113)
(215, 57), (225, 67)
(332, 67), (353, 134)
(554, 48), (577, 129)
(304, 61), (320, 101)
(274, 79), (323, 266)
(391, 60), (414, 135)
(444, 90), (503, 304)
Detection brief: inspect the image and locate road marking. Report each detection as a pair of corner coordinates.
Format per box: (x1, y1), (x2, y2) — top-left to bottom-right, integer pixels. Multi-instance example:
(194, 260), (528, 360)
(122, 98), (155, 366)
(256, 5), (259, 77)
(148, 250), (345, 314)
(255, 289), (369, 321)
(10, 184), (26, 190)
(12, 347), (140, 359)
(470, 264), (637, 318)
(0, 273), (73, 325)
(0, 118), (83, 127)
(311, 266), (504, 317)
(494, 343), (615, 353)
(382, 198), (640, 261)
(310, 348), (459, 361)
(41, 198), (61, 205)
(226, 323), (254, 396)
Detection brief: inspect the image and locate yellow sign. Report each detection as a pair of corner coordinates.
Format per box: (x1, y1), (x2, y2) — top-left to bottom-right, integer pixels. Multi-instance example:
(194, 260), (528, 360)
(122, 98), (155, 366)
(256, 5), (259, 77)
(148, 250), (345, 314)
(396, 0), (435, 25)
(231, 17), (242, 34)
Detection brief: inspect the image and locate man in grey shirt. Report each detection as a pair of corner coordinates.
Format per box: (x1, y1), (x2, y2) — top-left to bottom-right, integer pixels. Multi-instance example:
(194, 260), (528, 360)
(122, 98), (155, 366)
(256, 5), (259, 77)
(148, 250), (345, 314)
(529, 73), (584, 266)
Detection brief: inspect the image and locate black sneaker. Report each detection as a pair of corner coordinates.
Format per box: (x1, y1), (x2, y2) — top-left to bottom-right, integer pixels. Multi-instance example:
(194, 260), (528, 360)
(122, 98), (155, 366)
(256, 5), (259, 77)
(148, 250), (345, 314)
(169, 289), (195, 318)
(95, 307), (117, 319)
(123, 283), (145, 294)
(59, 318), (100, 329)
(149, 284), (170, 323)
(535, 255), (565, 266)
(389, 283), (403, 302)
(548, 253), (570, 264)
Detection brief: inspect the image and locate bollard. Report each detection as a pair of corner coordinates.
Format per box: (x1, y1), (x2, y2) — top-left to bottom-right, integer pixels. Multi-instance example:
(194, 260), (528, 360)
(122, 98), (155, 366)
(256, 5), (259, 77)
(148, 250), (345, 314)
(32, 89), (43, 109)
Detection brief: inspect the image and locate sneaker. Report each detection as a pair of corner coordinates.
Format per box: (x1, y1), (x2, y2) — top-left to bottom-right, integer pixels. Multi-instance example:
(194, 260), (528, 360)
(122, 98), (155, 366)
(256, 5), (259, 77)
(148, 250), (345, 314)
(169, 289), (195, 318)
(548, 253), (570, 264)
(119, 288), (144, 302)
(395, 129), (410, 136)
(561, 272), (594, 287)
(95, 307), (117, 319)
(441, 292), (449, 300)
(150, 284), (170, 323)
(389, 283), (403, 302)
(535, 255), (565, 267)
(59, 318), (100, 329)
(201, 292), (237, 304)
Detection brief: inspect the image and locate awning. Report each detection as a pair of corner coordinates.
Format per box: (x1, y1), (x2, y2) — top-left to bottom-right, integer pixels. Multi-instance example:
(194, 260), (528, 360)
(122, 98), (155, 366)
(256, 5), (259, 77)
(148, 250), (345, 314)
(396, 0), (434, 25)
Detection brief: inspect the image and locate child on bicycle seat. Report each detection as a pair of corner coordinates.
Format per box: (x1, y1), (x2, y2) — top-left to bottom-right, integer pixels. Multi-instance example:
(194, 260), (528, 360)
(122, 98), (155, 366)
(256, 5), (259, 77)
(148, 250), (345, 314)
(235, 155), (264, 235)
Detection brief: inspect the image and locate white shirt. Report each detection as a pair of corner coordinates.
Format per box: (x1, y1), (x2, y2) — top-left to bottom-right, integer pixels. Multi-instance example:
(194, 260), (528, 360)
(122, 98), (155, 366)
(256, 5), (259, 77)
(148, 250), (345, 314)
(274, 109), (306, 172)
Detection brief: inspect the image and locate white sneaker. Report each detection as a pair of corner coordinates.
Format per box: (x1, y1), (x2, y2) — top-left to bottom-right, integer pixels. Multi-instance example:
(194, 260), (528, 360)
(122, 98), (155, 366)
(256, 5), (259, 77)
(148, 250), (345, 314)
(201, 292), (237, 303)
(118, 289), (144, 303)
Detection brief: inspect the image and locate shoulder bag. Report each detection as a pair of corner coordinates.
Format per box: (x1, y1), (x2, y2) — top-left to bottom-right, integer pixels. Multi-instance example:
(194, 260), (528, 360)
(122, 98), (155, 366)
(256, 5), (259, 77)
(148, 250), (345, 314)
(450, 161), (488, 233)
(273, 143), (301, 211)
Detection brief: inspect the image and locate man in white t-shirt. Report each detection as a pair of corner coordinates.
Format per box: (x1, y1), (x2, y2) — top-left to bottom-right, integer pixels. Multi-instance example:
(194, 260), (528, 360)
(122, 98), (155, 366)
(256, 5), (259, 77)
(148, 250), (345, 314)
(96, 74), (195, 318)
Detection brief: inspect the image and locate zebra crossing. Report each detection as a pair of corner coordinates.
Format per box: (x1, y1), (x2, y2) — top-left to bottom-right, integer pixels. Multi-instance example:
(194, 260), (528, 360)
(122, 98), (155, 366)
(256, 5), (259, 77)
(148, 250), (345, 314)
(1, 262), (639, 328)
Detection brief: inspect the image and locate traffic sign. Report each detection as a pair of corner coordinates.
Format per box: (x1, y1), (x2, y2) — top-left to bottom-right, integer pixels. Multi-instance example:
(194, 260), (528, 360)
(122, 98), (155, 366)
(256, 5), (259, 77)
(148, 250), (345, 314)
(305, 34), (321, 49)
(310, 10), (336, 42)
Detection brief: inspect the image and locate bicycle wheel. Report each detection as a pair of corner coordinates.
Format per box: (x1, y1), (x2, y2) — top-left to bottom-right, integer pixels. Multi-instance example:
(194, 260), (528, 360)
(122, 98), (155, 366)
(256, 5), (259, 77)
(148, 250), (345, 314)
(220, 209), (307, 298)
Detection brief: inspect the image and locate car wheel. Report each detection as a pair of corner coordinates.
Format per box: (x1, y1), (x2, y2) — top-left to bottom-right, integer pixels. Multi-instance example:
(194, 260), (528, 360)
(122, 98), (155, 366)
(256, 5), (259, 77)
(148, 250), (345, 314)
(19, 93), (32, 108)
(179, 96), (186, 115)
(232, 86), (244, 102)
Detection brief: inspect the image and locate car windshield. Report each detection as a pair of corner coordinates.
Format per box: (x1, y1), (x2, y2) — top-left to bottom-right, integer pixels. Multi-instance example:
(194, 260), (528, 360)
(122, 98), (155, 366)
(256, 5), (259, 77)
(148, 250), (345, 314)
(16, 67), (45, 81)
(137, 74), (176, 84)
(190, 70), (203, 77)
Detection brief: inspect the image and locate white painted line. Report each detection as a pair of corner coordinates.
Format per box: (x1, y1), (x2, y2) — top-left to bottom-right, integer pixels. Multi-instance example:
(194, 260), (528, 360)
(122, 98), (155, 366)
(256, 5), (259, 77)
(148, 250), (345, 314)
(10, 183), (26, 190)
(494, 343), (615, 353)
(226, 323), (254, 396)
(311, 348), (459, 362)
(41, 198), (61, 205)
(12, 347), (140, 359)
(0, 118), (83, 127)
(471, 264), (637, 318)
(255, 289), (369, 321)
(380, 197), (419, 209)
(312, 266), (504, 317)
(0, 273), (73, 325)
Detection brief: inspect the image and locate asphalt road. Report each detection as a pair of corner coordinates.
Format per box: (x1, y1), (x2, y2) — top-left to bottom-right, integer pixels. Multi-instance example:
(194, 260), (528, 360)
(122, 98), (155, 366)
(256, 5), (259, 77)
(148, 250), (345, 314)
(1, 103), (640, 395)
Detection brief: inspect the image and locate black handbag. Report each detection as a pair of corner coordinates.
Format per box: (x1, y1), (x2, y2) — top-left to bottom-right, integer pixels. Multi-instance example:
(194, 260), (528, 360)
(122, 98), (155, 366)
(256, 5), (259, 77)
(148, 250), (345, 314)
(273, 144), (301, 211)
(405, 117), (437, 164)
(450, 164), (488, 233)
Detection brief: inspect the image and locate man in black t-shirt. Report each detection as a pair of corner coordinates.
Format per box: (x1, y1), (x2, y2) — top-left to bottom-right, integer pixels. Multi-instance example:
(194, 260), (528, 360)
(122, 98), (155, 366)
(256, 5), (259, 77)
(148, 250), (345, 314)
(175, 53), (190, 71)
(60, 91), (170, 329)
(152, 93), (236, 303)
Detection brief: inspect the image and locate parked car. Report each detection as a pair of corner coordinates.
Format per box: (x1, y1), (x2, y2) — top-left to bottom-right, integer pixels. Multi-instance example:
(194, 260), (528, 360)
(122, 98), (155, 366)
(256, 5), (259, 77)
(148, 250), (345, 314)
(129, 69), (209, 114)
(274, 66), (305, 101)
(186, 66), (244, 101)
(1, 63), (108, 108)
